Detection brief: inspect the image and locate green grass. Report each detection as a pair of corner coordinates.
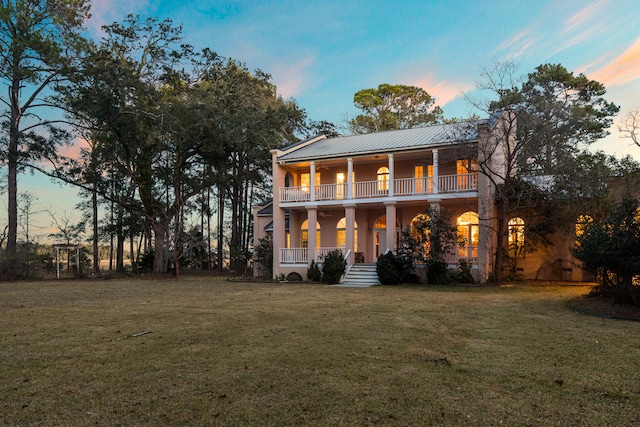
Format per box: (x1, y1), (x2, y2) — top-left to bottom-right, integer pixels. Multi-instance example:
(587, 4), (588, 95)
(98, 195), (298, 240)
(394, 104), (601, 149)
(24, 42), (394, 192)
(1, 278), (638, 426)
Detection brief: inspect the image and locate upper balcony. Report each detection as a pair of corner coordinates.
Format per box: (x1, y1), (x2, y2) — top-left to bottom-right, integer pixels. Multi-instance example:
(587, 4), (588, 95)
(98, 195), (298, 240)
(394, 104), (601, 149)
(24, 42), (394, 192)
(279, 173), (478, 205)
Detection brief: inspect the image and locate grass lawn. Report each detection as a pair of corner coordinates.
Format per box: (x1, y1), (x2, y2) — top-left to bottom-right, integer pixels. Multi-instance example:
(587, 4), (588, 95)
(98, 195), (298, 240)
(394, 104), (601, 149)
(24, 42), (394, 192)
(1, 278), (638, 426)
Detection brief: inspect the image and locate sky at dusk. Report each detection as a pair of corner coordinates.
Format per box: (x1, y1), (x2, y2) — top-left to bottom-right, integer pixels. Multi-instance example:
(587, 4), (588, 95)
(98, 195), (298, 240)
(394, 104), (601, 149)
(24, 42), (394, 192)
(6, 0), (640, 240)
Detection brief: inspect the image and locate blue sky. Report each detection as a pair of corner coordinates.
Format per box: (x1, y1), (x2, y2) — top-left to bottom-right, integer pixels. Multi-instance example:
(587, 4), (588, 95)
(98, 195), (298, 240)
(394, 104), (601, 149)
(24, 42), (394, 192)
(7, 0), (640, 239)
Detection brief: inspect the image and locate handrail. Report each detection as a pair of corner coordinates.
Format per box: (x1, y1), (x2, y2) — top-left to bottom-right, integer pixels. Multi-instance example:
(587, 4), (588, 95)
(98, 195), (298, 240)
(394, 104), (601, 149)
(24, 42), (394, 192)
(340, 249), (353, 284)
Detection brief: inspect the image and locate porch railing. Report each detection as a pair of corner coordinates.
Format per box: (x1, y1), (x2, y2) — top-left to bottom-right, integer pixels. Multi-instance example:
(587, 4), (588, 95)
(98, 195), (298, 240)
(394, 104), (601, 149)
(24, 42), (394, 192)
(279, 247), (343, 264)
(280, 173), (477, 203)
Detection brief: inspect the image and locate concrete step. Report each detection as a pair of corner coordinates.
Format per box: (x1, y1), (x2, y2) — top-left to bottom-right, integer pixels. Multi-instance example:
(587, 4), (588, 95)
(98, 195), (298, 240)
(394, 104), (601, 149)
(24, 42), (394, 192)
(340, 263), (379, 286)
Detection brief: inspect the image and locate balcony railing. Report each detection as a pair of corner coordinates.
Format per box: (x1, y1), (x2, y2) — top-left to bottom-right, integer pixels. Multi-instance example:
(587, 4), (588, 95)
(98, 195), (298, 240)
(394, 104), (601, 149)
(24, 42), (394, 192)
(279, 173), (478, 203)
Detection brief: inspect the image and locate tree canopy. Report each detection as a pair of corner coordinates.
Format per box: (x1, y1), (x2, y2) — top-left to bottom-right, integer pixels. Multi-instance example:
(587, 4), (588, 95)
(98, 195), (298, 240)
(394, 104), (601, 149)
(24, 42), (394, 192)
(60, 15), (306, 274)
(471, 62), (620, 282)
(349, 83), (443, 134)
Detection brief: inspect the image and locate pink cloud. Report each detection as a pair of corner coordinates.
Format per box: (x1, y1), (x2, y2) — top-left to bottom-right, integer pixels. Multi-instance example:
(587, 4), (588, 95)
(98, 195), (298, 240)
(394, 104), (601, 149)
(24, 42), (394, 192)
(589, 37), (640, 88)
(410, 75), (474, 108)
(271, 56), (316, 99)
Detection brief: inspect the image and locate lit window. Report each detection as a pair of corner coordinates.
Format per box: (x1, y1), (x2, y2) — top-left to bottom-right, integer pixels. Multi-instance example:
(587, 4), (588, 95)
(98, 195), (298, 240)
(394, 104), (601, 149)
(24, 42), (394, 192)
(457, 160), (478, 190)
(457, 212), (479, 260)
(300, 172), (321, 193)
(411, 213), (431, 258)
(301, 219), (321, 248)
(414, 165), (424, 193)
(336, 217), (358, 251)
(508, 217), (525, 254)
(377, 167), (389, 192)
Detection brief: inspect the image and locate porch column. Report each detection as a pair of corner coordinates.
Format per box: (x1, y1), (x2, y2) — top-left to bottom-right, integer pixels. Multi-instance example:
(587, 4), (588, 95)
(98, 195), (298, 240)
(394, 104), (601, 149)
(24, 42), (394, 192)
(384, 200), (397, 253)
(271, 150), (286, 279)
(345, 203), (356, 264)
(388, 154), (395, 197)
(347, 157), (353, 199)
(310, 161), (316, 202)
(306, 205), (318, 264)
(433, 149), (439, 194)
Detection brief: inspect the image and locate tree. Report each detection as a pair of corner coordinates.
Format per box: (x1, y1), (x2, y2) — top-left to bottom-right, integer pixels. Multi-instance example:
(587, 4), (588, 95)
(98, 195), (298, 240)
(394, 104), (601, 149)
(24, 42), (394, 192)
(60, 16), (306, 275)
(0, 0), (90, 254)
(468, 62), (619, 282)
(619, 107), (640, 148)
(404, 207), (460, 284)
(348, 83), (443, 134)
(573, 195), (640, 306)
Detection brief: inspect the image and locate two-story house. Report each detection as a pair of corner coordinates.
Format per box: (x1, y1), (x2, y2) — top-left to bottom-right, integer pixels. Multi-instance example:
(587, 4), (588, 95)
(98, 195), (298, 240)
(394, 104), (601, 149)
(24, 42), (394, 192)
(253, 112), (586, 283)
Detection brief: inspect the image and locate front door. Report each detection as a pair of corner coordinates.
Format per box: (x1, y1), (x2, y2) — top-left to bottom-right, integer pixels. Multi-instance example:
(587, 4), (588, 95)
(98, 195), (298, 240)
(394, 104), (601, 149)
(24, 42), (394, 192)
(373, 229), (386, 259)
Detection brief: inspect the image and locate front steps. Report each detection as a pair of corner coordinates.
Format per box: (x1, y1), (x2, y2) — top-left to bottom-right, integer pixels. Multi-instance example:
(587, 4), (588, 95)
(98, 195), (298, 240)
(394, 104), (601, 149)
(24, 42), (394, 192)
(339, 263), (379, 287)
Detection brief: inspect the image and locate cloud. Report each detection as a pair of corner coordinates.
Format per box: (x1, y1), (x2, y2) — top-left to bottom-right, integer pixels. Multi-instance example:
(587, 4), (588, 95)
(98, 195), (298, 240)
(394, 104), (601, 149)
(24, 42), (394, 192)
(564, 0), (608, 34)
(410, 75), (475, 108)
(589, 37), (640, 88)
(271, 56), (317, 99)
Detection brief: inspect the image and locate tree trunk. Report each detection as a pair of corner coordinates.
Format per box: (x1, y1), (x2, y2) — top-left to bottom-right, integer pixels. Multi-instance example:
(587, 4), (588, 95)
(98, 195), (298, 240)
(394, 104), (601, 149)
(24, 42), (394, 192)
(92, 181), (99, 274)
(116, 204), (125, 272)
(217, 187), (224, 271)
(7, 79), (21, 254)
(153, 220), (167, 274)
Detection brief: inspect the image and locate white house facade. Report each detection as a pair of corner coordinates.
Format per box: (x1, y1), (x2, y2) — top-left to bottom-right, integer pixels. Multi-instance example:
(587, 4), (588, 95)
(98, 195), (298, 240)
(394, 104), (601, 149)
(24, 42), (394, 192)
(253, 112), (588, 283)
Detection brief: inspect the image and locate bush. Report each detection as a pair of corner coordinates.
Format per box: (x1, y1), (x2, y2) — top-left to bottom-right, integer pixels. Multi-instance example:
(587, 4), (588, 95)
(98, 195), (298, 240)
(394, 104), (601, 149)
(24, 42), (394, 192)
(426, 258), (452, 284)
(376, 251), (404, 285)
(573, 196), (640, 305)
(307, 260), (322, 281)
(454, 258), (475, 284)
(321, 250), (346, 284)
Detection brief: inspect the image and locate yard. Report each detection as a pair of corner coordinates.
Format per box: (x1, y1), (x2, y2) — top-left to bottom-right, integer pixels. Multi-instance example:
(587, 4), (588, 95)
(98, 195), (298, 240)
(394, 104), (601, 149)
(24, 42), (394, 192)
(1, 278), (638, 426)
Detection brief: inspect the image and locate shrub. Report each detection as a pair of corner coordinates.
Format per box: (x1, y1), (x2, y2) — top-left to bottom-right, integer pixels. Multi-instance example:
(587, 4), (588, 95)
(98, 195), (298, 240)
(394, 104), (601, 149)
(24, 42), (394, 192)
(376, 251), (404, 285)
(426, 258), (452, 284)
(321, 250), (346, 284)
(307, 260), (322, 281)
(573, 196), (640, 305)
(454, 258), (475, 284)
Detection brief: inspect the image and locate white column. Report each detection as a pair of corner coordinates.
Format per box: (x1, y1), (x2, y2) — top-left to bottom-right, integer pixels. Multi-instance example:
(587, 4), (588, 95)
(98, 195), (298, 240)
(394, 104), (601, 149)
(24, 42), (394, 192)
(307, 206), (318, 264)
(384, 201), (396, 252)
(433, 149), (439, 194)
(388, 154), (395, 197)
(347, 158), (353, 199)
(345, 204), (356, 264)
(310, 161), (316, 202)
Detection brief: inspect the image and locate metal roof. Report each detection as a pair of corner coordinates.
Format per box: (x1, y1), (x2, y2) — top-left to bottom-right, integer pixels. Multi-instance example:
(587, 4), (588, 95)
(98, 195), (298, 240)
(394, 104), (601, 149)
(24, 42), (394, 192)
(278, 120), (485, 163)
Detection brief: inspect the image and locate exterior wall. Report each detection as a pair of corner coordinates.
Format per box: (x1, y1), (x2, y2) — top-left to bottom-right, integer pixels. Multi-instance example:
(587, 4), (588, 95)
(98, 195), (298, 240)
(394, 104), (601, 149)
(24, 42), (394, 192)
(515, 231), (594, 281)
(252, 204), (274, 278)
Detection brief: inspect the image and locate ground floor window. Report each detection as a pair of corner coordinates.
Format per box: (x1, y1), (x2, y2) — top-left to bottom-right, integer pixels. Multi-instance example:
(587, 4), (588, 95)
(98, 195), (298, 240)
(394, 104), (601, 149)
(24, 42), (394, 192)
(457, 211), (479, 260)
(336, 217), (358, 251)
(301, 219), (321, 248)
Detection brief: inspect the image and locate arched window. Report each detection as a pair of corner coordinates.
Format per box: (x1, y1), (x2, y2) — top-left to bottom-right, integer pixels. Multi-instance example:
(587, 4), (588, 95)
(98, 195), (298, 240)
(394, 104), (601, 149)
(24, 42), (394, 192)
(411, 213), (431, 258)
(457, 212), (479, 261)
(377, 167), (389, 192)
(508, 217), (525, 255)
(336, 217), (358, 251)
(301, 219), (321, 248)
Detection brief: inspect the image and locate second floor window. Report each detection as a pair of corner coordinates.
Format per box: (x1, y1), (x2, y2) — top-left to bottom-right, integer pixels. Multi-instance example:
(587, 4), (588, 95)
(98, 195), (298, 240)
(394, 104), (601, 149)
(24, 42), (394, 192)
(300, 172), (321, 192)
(377, 167), (389, 192)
